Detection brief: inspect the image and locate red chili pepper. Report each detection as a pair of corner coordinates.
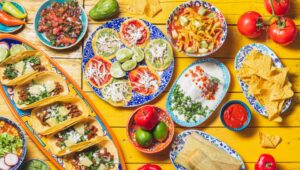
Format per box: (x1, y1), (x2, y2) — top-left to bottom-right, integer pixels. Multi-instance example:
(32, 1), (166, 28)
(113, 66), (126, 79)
(138, 164), (162, 170)
(0, 11), (26, 26)
(134, 106), (159, 131)
(255, 154), (277, 170)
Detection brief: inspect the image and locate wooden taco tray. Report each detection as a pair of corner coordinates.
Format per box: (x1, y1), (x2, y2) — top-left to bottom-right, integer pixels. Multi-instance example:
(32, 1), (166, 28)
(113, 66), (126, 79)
(0, 34), (126, 170)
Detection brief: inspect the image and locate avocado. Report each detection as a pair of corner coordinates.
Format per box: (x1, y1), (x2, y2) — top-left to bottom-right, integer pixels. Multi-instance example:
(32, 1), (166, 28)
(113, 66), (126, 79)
(89, 0), (119, 20)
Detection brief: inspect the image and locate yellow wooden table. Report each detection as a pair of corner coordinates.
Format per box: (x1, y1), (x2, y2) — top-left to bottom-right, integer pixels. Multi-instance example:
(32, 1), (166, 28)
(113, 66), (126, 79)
(1, 0), (300, 169)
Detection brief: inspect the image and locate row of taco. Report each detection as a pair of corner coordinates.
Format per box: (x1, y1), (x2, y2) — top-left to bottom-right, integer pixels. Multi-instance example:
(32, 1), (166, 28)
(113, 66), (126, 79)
(0, 50), (119, 169)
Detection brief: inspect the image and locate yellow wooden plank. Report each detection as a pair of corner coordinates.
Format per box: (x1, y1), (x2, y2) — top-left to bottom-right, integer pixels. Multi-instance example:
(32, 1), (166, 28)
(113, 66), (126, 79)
(84, 0), (300, 25)
(127, 163), (300, 170)
(82, 57), (300, 93)
(84, 92), (300, 127)
(112, 127), (300, 163)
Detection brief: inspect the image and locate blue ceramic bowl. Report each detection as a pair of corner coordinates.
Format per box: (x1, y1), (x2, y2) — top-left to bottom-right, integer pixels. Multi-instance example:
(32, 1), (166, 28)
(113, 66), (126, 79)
(220, 100), (251, 132)
(34, 0), (88, 50)
(0, 1), (26, 33)
(0, 116), (27, 170)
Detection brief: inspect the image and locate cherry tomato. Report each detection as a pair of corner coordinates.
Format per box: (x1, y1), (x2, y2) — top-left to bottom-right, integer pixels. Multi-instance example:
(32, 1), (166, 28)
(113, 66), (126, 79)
(237, 11), (264, 38)
(268, 17), (297, 45)
(134, 106), (159, 131)
(264, 0), (290, 16)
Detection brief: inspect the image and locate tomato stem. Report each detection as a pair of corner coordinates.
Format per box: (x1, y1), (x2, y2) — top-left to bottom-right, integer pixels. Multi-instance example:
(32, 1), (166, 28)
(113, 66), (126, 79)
(270, 0), (276, 16)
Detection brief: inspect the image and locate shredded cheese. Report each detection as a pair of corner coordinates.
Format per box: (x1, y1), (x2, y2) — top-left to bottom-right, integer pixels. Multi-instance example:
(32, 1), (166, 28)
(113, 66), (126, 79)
(124, 24), (145, 46)
(149, 43), (167, 64)
(87, 59), (110, 86)
(103, 81), (131, 102)
(96, 33), (122, 55)
(131, 70), (159, 92)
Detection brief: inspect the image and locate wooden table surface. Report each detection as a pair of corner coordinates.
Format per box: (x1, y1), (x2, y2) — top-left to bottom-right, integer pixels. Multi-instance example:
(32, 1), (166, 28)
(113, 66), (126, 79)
(1, 0), (300, 169)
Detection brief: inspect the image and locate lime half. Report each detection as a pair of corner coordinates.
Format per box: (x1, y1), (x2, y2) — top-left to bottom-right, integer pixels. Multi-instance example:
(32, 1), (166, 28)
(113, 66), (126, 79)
(132, 46), (144, 62)
(0, 47), (9, 62)
(10, 44), (27, 56)
(121, 59), (137, 71)
(116, 48), (133, 63)
(111, 61), (126, 78)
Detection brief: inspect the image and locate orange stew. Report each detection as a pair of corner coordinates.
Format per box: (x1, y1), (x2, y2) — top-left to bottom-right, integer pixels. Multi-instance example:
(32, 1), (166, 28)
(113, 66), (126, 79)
(223, 104), (248, 128)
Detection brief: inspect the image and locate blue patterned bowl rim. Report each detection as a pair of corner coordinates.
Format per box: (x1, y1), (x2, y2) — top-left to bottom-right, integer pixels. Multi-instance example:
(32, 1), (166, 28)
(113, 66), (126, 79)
(33, 0), (88, 50)
(169, 129), (246, 170)
(166, 0), (228, 57)
(166, 58), (230, 127)
(0, 116), (27, 170)
(219, 100), (252, 131)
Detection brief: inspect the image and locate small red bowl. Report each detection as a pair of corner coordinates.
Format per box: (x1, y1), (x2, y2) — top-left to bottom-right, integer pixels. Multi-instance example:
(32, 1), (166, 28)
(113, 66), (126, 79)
(126, 105), (175, 154)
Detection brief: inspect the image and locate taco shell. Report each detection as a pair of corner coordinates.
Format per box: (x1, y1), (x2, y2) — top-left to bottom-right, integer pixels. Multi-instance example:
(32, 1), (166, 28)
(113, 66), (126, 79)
(13, 72), (69, 110)
(31, 95), (90, 136)
(47, 117), (105, 156)
(0, 51), (51, 86)
(64, 137), (119, 170)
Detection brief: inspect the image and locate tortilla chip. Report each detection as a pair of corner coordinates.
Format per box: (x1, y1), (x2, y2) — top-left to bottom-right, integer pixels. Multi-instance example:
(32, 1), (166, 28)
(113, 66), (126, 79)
(270, 83), (294, 101)
(259, 132), (281, 148)
(127, 0), (147, 15)
(269, 67), (288, 87)
(145, 0), (162, 17)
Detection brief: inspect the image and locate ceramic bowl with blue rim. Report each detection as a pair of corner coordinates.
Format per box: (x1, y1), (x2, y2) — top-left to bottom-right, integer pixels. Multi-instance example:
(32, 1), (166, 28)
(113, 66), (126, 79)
(234, 43), (292, 117)
(220, 100), (252, 131)
(83, 17), (175, 107)
(170, 129), (246, 170)
(0, 1), (26, 33)
(34, 0), (88, 50)
(166, 58), (230, 127)
(0, 116), (27, 170)
(166, 0), (227, 57)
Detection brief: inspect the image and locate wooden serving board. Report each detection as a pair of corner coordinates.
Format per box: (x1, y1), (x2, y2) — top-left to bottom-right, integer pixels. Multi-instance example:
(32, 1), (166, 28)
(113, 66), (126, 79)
(0, 34), (126, 170)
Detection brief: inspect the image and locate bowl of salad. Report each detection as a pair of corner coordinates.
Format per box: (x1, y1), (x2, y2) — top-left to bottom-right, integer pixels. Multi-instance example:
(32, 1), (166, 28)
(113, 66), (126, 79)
(34, 0), (88, 50)
(0, 116), (26, 170)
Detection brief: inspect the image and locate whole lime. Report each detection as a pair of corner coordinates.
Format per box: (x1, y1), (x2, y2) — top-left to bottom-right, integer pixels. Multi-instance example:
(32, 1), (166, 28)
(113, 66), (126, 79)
(135, 129), (152, 147)
(153, 121), (168, 142)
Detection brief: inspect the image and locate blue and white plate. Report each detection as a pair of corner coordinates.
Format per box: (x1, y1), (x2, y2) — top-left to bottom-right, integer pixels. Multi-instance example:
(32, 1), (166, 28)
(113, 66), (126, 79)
(0, 116), (27, 170)
(166, 0), (227, 57)
(34, 0), (88, 50)
(235, 43), (292, 117)
(170, 129), (245, 170)
(0, 1), (26, 33)
(83, 17), (174, 107)
(166, 58), (230, 127)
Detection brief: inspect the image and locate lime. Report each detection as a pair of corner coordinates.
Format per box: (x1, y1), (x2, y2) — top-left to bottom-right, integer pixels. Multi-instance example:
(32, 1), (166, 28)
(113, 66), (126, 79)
(110, 61), (126, 78)
(153, 121), (168, 142)
(116, 48), (133, 63)
(10, 44), (27, 56)
(135, 129), (152, 147)
(132, 46), (144, 62)
(0, 47), (9, 62)
(121, 60), (137, 71)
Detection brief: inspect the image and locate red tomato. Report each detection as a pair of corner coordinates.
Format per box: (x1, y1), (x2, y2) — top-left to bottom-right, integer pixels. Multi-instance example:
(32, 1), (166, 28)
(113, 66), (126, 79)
(237, 11), (264, 38)
(268, 17), (297, 45)
(264, 0), (290, 16)
(134, 106), (159, 130)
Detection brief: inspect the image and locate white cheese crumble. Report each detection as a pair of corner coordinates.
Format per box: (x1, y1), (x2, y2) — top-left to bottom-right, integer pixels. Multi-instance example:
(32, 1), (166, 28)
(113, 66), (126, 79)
(103, 81), (131, 102)
(96, 34), (122, 54)
(149, 43), (167, 64)
(28, 84), (45, 97)
(87, 59), (110, 86)
(131, 70), (158, 92)
(124, 24), (144, 46)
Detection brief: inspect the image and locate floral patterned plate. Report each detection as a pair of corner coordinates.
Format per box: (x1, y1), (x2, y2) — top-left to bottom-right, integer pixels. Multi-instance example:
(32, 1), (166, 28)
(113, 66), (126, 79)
(234, 43), (292, 117)
(170, 129), (246, 170)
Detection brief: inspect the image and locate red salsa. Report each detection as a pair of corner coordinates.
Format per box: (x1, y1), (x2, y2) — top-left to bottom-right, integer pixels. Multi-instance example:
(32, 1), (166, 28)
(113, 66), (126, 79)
(223, 104), (248, 128)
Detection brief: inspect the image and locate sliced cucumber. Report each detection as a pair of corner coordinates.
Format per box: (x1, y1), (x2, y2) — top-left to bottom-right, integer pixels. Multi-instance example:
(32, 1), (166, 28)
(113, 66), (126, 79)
(121, 60), (137, 71)
(10, 44), (27, 56)
(0, 47), (9, 62)
(111, 61), (126, 78)
(132, 46), (144, 62)
(116, 48), (133, 63)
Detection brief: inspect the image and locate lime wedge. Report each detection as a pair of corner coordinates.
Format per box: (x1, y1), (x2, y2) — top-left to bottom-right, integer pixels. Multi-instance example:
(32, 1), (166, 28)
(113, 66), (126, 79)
(111, 61), (126, 78)
(116, 48), (133, 63)
(0, 47), (9, 62)
(132, 46), (144, 62)
(122, 59), (137, 71)
(10, 44), (27, 56)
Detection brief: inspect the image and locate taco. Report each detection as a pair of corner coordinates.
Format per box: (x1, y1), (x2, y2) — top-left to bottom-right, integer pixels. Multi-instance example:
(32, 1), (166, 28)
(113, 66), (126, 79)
(47, 117), (105, 156)
(120, 19), (150, 48)
(0, 51), (51, 86)
(64, 138), (119, 170)
(13, 72), (69, 110)
(31, 95), (90, 136)
(145, 39), (173, 71)
(85, 56), (113, 88)
(102, 79), (133, 106)
(92, 28), (122, 59)
(128, 66), (160, 95)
